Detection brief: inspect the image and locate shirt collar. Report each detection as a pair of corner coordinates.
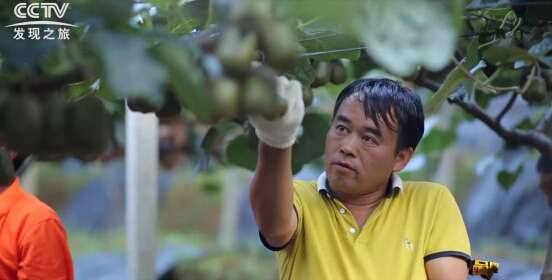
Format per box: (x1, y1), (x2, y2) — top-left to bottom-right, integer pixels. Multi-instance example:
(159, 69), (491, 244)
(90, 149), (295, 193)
(0, 177), (23, 216)
(316, 172), (403, 199)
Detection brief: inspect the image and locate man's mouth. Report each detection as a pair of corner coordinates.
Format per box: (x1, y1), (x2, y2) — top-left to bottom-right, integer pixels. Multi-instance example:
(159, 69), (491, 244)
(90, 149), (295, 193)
(333, 161), (356, 172)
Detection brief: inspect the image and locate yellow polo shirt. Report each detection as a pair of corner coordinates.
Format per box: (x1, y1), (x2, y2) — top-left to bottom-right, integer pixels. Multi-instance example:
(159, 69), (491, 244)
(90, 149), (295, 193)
(261, 174), (471, 280)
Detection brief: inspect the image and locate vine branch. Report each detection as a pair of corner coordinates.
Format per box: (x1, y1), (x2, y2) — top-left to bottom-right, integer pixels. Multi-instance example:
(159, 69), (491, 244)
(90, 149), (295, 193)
(447, 95), (552, 157)
(496, 91), (518, 124)
(412, 69), (552, 157)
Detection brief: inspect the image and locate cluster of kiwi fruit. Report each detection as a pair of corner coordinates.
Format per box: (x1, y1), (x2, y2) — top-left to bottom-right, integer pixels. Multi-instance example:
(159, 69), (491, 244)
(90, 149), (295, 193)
(311, 60), (348, 88)
(126, 2), (305, 122)
(205, 2), (303, 122)
(127, 90), (182, 119)
(0, 90), (112, 161)
(128, 2), (354, 123)
(297, 60), (349, 107)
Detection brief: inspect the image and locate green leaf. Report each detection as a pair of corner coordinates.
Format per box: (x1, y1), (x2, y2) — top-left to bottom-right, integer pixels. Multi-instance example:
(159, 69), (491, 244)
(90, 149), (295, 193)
(165, 0), (211, 35)
(482, 43), (538, 66)
(466, 38), (480, 69)
(292, 112), (331, 173)
(418, 128), (457, 154)
(69, 0), (133, 27)
(0, 0), (20, 26)
(40, 46), (77, 77)
(462, 69), (488, 99)
(481, 7), (512, 18)
(277, 1), (363, 31)
(497, 165), (523, 189)
(515, 107), (546, 131)
(92, 32), (167, 107)
(283, 57), (316, 86)
(225, 112), (330, 174)
(515, 118), (533, 131)
(357, 0), (461, 75)
(474, 89), (493, 108)
(226, 134), (257, 171)
(426, 65), (468, 113)
(462, 39), (484, 97)
(201, 121), (242, 155)
(279, 0), (462, 76)
(298, 28), (362, 61)
(149, 41), (210, 121)
(182, 0), (211, 26)
(488, 66), (521, 87)
(197, 169), (223, 194)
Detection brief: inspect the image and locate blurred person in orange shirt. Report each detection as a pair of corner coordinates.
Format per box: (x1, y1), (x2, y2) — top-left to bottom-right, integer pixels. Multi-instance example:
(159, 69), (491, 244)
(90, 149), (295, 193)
(0, 152), (74, 280)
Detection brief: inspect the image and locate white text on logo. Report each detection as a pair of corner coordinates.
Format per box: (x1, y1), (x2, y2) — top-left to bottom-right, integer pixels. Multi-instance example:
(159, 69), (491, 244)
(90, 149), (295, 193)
(14, 3), (70, 19)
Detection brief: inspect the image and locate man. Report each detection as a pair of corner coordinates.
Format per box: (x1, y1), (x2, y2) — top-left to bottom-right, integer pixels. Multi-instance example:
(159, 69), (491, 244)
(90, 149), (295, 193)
(0, 152), (74, 280)
(539, 154), (552, 280)
(249, 78), (471, 279)
(538, 155), (552, 207)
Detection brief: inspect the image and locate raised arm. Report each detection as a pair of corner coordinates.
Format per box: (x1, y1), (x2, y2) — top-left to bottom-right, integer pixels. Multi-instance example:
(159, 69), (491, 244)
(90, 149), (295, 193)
(248, 76), (304, 248)
(250, 143), (296, 247)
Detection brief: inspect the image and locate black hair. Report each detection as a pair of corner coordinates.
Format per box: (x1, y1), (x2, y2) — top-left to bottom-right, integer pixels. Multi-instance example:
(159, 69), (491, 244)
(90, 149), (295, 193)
(13, 154), (30, 176)
(332, 78), (425, 151)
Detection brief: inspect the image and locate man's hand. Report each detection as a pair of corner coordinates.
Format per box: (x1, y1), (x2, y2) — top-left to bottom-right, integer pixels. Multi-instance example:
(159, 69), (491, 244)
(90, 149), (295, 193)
(249, 76), (304, 149)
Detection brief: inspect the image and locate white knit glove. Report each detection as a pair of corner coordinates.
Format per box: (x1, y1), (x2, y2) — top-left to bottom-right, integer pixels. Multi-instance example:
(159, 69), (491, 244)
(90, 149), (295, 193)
(249, 76), (305, 149)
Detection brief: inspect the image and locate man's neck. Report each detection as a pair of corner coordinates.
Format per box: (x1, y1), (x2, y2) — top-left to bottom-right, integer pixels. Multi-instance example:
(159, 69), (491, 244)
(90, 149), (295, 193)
(332, 187), (387, 208)
(331, 185), (388, 228)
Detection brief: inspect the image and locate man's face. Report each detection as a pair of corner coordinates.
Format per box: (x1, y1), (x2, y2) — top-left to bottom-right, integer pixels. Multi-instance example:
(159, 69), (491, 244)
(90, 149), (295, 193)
(323, 96), (412, 195)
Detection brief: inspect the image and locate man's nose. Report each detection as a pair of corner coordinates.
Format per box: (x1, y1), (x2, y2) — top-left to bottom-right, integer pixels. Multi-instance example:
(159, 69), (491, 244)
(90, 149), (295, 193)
(339, 135), (357, 157)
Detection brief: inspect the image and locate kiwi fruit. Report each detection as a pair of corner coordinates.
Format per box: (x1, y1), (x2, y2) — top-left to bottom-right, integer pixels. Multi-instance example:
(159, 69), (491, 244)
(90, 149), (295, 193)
(330, 60), (347, 84)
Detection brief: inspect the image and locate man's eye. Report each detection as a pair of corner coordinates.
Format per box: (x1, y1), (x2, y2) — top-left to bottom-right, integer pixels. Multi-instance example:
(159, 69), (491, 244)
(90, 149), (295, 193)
(362, 136), (375, 144)
(336, 125), (347, 132)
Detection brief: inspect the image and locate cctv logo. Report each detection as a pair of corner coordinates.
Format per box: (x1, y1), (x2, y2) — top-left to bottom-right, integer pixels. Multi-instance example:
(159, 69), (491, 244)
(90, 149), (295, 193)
(6, 2), (76, 41)
(6, 2), (77, 27)
(14, 3), (70, 19)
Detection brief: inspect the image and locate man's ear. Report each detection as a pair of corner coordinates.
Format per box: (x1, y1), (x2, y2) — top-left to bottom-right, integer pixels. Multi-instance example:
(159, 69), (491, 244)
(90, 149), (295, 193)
(393, 147), (414, 172)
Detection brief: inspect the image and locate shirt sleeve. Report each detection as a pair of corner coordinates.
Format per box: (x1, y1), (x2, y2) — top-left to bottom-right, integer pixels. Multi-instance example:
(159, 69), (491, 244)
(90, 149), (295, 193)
(424, 187), (471, 264)
(17, 218), (74, 280)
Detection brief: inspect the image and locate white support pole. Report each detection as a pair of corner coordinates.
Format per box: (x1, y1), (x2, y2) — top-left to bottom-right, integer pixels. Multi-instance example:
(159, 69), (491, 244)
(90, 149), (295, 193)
(217, 167), (244, 251)
(126, 104), (159, 280)
(21, 163), (39, 195)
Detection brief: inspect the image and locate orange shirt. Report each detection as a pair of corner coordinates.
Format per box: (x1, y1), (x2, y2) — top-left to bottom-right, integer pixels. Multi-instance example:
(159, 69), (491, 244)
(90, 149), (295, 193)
(0, 177), (74, 280)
